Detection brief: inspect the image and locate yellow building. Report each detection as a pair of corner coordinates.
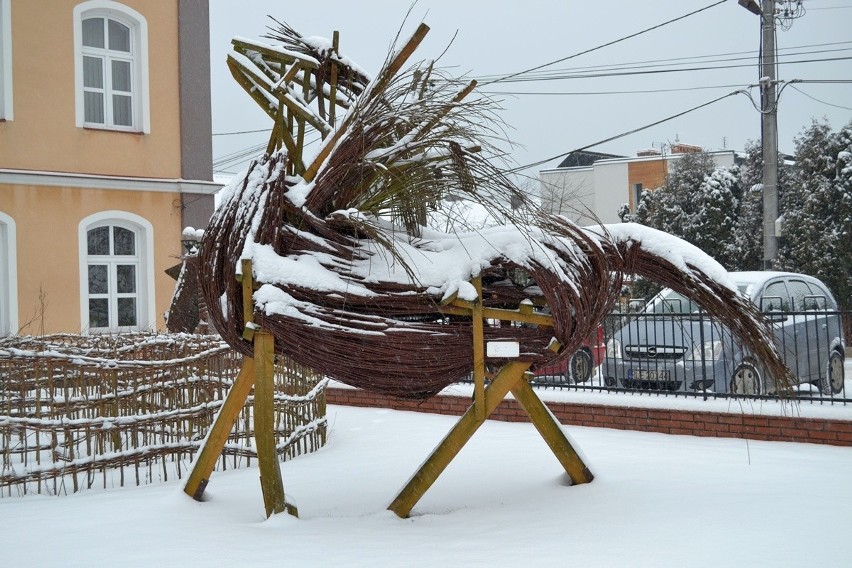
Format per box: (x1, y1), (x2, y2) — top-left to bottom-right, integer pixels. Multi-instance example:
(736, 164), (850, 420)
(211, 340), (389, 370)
(0, 0), (219, 335)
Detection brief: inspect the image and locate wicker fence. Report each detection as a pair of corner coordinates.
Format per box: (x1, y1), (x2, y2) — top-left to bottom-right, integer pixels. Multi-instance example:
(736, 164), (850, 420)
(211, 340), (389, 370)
(0, 333), (327, 497)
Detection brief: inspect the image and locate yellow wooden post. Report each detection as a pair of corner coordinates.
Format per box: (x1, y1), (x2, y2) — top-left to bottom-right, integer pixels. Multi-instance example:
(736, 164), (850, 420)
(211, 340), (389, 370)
(471, 276), (486, 421)
(253, 330), (293, 517)
(388, 360), (531, 518)
(183, 357), (255, 501)
(510, 378), (594, 485)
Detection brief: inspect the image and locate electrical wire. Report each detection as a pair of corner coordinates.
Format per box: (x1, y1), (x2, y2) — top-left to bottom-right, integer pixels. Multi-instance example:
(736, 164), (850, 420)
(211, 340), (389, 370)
(504, 90), (744, 174)
(481, 0), (729, 86)
(473, 42), (852, 82)
(481, 83), (753, 97)
(788, 84), (852, 111)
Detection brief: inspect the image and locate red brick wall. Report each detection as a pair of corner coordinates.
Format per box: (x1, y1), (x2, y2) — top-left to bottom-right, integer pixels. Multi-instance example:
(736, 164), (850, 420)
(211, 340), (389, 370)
(326, 388), (852, 447)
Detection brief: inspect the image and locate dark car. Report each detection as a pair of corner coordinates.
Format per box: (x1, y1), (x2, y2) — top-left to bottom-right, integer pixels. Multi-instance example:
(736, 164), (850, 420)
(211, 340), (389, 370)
(602, 271), (846, 395)
(534, 325), (605, 383)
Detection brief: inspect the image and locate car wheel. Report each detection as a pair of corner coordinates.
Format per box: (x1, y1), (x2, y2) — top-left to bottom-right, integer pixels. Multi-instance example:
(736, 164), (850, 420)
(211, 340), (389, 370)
(819, 351), (845, 395)
(569, 349), (594, 383)
(730, 361), (763, 395)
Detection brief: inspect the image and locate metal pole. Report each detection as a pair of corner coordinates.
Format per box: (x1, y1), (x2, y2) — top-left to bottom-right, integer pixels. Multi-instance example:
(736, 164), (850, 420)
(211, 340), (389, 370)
(761, 0), (779, 268)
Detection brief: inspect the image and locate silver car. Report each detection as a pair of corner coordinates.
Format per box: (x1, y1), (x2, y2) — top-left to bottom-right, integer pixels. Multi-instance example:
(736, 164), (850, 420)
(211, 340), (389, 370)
(602, 271), (846, 395)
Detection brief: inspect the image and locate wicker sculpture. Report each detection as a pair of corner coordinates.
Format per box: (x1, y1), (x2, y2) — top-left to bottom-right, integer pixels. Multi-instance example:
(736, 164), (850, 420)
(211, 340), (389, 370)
(187, 20), (788, 518)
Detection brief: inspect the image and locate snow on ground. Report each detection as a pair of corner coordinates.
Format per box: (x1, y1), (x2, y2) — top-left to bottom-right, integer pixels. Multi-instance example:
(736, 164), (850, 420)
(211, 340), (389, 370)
(2, 404), (851, 567)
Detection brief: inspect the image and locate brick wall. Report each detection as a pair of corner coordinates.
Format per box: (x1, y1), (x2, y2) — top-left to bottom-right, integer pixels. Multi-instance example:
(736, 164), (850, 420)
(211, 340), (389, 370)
(326, 388), (852, 447)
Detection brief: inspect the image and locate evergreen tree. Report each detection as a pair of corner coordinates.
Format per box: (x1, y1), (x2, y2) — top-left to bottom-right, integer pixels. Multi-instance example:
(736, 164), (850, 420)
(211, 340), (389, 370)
(778, 119), (852, 310)
(635, 151), (740, 268)
(732, 141), (765, 270)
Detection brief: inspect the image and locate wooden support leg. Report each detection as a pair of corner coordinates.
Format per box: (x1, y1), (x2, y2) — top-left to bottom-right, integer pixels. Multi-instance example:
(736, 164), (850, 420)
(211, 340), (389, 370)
(254, 330), (295, 518)
(184, 357), (256, 501)
(511, 379), (594, 485)
(388, 361), (531, 518)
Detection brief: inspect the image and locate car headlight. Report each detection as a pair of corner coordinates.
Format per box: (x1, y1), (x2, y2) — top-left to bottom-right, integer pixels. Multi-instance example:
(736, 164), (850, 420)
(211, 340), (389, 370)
(690, 340), (722, 361)
(606, 338), (622, 359)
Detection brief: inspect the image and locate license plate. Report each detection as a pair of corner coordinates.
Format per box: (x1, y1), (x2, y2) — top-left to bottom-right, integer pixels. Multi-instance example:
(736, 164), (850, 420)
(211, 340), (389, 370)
(628, 369), (670, 381)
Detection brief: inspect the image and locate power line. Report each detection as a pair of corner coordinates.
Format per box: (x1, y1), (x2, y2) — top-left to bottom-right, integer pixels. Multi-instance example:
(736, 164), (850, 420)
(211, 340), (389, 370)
(479, 55), (852, 84)
(482, 0), (729, 86)
(212, 127), (272, 137)
(505, 90), (744, 174)
(789, 84), (852, 110)
(474, 41), (852, 82)
(482, 83), (752, 97)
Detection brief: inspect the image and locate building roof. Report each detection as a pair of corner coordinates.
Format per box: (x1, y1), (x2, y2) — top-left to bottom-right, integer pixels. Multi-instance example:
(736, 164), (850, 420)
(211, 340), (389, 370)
(556, 150), (625, 168)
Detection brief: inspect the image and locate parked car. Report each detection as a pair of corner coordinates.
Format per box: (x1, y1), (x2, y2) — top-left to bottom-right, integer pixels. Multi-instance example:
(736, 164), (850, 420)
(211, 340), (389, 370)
(534, 325), (605, 383)
(602, 271), (846, 395)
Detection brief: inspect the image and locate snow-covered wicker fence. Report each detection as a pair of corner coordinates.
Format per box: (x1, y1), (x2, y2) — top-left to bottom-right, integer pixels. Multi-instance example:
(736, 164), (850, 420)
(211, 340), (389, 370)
(0, 333), (327, 497)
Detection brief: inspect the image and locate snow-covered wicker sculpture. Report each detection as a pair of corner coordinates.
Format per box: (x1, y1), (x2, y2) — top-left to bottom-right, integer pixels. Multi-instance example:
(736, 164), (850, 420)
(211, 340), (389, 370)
(186, 19), (789, 519)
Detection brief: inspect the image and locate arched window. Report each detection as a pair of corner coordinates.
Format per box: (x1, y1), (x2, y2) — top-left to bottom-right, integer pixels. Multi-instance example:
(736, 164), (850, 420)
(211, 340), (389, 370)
(79, 212), (154, 332)
(0, 211), (17, 337)
(73, 1), (149, 132)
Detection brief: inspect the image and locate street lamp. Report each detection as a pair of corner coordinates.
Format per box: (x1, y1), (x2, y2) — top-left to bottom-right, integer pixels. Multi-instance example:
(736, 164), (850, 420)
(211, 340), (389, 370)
(738, 0), (763, 16)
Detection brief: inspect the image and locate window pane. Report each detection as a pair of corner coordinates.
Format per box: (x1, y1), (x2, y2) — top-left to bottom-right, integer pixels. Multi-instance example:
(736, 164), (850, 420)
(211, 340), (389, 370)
(111, 60), (131, 92)
(112, 94), (132, 127)
(87, 227), (110, 255)
(113, 227), (135, 255)
(83, 56), (104, 89)
(108, 19), (131, 52)
(117, 265), (136, 294)
(89, 298), (109, 328)
(88, 265), (109, 294)
(118, 297), (137, 327)
(84, 91), (105, 124)
(82, 18), (105, 48)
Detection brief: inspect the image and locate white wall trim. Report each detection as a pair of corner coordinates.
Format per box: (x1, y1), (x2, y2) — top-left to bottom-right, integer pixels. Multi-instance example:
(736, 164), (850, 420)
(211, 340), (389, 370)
(0, 210), (18, 336)
(0, 0), (12, 120)
(73, 1), (150, 133)
(78, 210), (156, 333)
(0, 168), (221, 194)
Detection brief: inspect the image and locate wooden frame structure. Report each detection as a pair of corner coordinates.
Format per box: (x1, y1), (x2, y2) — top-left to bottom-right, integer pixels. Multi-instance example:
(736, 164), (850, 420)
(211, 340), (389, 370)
(183, 268), (593, 518)
(185, 23), (593, 519)
(184, 260), (296, 517)
(388, 277), (593, 518)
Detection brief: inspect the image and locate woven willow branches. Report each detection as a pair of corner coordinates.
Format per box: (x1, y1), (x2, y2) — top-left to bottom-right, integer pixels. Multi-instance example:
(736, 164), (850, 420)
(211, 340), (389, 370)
(201, 21), (789, 399)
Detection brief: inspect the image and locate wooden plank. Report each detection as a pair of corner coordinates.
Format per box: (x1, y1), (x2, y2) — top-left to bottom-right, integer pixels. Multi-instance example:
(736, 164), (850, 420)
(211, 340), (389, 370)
(388, 360), (530, 518)
(241, 259), (255, 341)
(253, 331), (292, 517)
(232, 38), (320, 69)
(471, 276), (485, 421)
(510, 379), (594, 485)
(329, 31), (340, 127)
(183, 357), (256, 501)
(440, 304), (554, 327)
(227, 56), (278, 121)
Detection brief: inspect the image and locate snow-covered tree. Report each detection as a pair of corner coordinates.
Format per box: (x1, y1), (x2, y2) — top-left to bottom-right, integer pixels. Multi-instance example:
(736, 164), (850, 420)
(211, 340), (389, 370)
(635, 151), (741, 268)
(777, 119), (852, 310)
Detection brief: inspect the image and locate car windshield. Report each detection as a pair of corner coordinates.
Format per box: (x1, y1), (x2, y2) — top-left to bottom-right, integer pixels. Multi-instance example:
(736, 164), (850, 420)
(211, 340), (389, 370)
(644, 288), (701, 315)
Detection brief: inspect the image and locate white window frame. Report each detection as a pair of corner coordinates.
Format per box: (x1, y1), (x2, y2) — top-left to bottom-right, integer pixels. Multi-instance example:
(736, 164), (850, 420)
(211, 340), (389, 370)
(0, 0), (12, 120)
(0, 211), (18, 336)
(73, 1), (150, 133)
(78, 211), (155, 333)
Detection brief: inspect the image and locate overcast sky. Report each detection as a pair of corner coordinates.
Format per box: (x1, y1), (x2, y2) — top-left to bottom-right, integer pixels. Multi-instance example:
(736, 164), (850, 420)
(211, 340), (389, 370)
(208, 0), (851, 179)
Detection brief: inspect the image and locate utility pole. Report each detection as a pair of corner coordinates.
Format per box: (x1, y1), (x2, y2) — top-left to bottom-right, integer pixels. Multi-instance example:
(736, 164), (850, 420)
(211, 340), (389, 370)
(739, 0), (805, 268)
(760, 0), (779, 269)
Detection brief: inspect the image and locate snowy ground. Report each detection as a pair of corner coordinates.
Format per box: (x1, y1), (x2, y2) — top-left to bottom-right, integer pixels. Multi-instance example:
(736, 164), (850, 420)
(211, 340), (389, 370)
(2, 404), (851, 567)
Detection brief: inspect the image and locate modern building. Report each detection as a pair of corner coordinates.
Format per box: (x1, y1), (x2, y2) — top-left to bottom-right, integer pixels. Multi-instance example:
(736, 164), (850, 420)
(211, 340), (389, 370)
(0, 0), (219, 336)
(539, 144), (737, 226)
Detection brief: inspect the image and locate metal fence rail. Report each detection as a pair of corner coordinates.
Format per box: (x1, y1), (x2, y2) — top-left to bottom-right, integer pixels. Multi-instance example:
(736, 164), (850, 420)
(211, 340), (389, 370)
(529, 310), (850, 404)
